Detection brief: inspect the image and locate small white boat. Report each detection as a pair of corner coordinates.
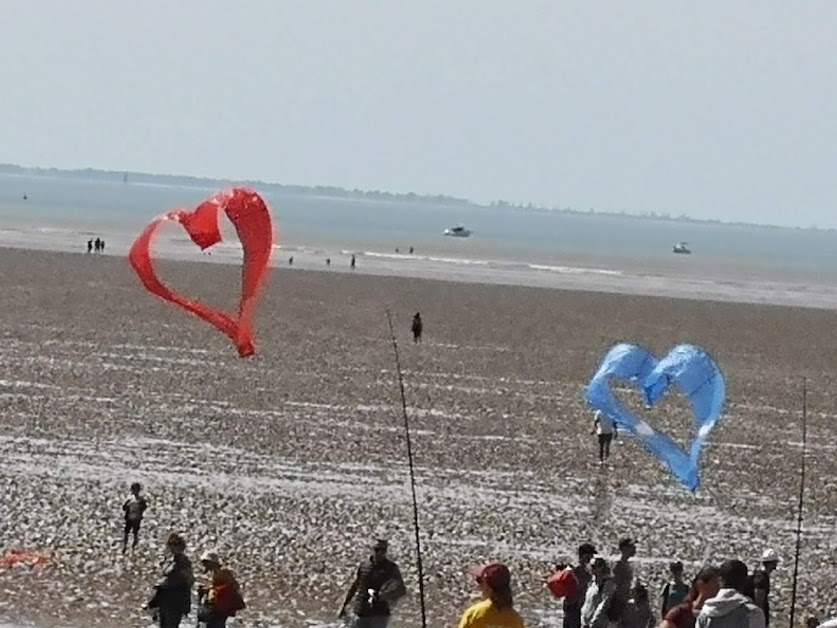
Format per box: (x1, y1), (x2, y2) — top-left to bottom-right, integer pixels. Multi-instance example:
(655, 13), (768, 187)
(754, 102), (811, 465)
(673, 241), (691, 254)
(443, 224), (472, 238)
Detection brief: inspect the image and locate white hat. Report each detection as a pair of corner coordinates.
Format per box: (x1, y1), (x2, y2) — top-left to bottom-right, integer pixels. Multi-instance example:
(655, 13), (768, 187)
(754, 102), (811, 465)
(761, 549), (779, 563)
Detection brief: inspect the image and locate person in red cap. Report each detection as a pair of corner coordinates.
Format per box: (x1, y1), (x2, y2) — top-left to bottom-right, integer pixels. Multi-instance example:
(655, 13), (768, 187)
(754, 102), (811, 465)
(459, 562), (525, 627)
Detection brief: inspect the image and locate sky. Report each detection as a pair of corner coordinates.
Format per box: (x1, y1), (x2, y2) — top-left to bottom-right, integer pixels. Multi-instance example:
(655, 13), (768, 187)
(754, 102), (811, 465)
(0, 1), (835, 228)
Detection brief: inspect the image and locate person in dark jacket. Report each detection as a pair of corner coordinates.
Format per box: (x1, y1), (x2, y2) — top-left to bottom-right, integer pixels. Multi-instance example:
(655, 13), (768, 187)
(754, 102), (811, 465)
(411, 313), (423, 344)
(147, 533), (195, 628)
(339, 539), (407, 628)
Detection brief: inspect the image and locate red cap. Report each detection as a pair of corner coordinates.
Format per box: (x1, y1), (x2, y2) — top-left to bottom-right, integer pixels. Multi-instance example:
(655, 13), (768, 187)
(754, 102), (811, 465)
(469, 562), (511, 589)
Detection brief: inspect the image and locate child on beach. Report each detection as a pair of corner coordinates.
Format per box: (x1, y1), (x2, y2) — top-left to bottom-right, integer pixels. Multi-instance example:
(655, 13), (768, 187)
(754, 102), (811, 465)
(122, 481), (148, 553)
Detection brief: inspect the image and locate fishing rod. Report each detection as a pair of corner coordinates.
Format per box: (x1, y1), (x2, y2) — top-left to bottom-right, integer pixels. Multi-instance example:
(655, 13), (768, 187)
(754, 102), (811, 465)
(788, 377), (807, 628)
(385, 309), (428, 628)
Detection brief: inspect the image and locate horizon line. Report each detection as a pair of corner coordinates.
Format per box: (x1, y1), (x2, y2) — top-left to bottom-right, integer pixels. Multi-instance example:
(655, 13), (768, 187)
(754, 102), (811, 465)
(0, 161), (832, 233)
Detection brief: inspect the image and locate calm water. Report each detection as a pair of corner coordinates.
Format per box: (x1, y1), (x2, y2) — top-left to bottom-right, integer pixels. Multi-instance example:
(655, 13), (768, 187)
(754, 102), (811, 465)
(1, 173), (836, 277)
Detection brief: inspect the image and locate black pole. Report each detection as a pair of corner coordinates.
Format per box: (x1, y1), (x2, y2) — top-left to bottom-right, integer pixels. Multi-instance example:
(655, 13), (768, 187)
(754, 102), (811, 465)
(789, 377), (807, 628)
(385, 309), (428, 628)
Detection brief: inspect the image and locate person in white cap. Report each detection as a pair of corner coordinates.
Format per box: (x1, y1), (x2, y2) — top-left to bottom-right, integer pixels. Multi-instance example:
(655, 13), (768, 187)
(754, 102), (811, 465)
(196, 551), (245, 628)
(743, 549), (779, 626)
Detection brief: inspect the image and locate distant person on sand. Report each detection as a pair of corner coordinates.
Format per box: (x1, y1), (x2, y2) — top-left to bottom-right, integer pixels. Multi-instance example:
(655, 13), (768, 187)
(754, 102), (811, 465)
(94, 238), (101, 252)
(122, 481), (148, 554)
(409, 246), (414, 254)
(101, 239), (106, 252)
(87, 239), (93, 254)
(289, 256), (294, 266)
(411, 313), (423, 344)
(459, 562), (525, 627)
(197, 551), (246, 628)
(146, 533), (195, 628)
(339, 539), (406, 628)
(351, 254), (356, 269)
(327, 257), (331, 267)
(592, 410), (616, 464)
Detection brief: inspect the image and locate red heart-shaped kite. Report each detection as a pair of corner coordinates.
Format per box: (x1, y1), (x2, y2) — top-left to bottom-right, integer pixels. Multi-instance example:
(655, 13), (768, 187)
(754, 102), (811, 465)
(129, 188), (274, 357)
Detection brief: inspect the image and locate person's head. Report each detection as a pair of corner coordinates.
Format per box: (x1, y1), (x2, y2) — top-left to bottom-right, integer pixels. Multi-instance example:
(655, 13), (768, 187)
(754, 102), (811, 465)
(578, 543), (597, 565)
(470, 562), (513, 610)
(718, 559), (749, 592)
(618, 537), (636, 558)
(166, 533), (186, 556)
(130, 482), (141, 495)
(805, 617), (819, 628)
(761, 549), (779, 574)
(200, 551), (221, 572)
(669, 560), (684, 579)
(693, 565), (721, 602)
(590, 556), (610, 580)
(371, 539), (388, 563)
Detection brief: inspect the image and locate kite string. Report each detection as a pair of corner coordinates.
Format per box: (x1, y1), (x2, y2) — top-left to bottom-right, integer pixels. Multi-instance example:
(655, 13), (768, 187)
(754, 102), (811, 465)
(385, 309), (428, 628)
(788, 377), (807, 628)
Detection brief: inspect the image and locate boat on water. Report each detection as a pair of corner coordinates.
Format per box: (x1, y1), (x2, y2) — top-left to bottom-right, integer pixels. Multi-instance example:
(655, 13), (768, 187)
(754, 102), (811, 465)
(673, 241), (691, 254)
(443, 224), (472, 238)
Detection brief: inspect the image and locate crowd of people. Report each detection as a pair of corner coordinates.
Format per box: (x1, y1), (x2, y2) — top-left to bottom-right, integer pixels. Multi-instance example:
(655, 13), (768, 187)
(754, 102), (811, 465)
(123, 479), (821, 628)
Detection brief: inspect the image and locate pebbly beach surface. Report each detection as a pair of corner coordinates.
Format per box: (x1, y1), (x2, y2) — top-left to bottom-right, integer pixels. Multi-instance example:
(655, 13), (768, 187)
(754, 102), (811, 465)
(1, 246), (837, 627)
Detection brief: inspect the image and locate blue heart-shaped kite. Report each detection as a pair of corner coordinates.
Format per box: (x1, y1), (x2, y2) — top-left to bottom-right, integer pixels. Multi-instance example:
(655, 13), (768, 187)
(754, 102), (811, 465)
(585, 343), (726, 492)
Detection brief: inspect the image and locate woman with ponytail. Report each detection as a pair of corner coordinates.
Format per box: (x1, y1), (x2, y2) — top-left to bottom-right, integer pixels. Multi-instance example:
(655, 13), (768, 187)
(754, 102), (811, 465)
(458, 562), (525, 627)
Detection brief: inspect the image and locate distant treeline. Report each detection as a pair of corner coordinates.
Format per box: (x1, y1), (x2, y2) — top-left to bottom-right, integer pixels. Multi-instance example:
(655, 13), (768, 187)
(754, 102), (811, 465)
(0, 163), (825, 231)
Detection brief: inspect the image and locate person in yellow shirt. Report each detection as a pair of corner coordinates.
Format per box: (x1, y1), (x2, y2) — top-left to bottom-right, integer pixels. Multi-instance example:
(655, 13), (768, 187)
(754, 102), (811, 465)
(459, 562), (526, 628)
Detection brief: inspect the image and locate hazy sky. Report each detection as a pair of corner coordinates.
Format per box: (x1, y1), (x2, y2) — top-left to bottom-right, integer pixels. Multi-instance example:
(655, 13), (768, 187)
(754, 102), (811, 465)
(1, 1), (835, 227)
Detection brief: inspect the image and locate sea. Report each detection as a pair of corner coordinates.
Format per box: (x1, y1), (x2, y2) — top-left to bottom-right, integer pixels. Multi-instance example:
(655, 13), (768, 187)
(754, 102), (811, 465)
(2, 172), (837, 309)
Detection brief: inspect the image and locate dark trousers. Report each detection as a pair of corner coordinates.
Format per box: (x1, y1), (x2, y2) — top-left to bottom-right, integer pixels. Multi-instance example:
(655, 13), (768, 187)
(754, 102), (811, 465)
(123, 518), (141, 551)
(598, 433), (613, 461)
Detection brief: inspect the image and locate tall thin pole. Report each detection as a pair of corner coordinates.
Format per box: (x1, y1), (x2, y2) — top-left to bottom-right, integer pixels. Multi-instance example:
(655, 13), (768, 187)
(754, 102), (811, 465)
(385, 309), (428, 628)
(789, 377), (807, 628)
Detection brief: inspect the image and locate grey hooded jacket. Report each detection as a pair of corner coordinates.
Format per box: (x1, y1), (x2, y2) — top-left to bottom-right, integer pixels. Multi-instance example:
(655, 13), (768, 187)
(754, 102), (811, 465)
(696, 589), (766, 628)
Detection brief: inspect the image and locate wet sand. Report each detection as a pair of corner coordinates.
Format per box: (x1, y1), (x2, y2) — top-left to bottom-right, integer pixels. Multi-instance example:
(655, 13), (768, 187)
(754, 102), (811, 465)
(1, 247), (837, 627)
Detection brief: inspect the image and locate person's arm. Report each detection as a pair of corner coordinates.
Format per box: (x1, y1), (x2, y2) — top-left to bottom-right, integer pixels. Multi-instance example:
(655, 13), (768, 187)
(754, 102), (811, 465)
(380, 565), (407, 603)
(458, 606), (474, 628)
(339, 572), (359, 617)
(660, 583), (670, 617)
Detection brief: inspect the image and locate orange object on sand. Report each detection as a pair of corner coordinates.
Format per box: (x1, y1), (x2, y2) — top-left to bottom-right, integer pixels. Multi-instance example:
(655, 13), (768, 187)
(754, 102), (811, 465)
(0, 549), (53, 569)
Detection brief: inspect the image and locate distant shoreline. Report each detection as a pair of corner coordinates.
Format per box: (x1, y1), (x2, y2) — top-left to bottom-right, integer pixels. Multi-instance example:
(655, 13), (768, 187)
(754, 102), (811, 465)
(1, 164), (830, 233)
(3, 233), (837, 312)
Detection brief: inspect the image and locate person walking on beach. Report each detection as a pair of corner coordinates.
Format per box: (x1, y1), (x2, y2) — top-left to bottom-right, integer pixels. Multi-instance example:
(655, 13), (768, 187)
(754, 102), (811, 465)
(592, 410), (617, 464)
(87, 239), (93, 254)
(411, 313), (423, 344)
(146, 533), (195, 628)
(122, 481), (148, 554)
(197, 551), (246, 628)
(459, 562), (525, 627)
(339, 539), (407, 628)
(351, 254), (356, 269)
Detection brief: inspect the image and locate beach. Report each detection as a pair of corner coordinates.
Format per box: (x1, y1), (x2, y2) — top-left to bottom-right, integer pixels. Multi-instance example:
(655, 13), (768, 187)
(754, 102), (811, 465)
(2, 246), (837, 627)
